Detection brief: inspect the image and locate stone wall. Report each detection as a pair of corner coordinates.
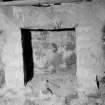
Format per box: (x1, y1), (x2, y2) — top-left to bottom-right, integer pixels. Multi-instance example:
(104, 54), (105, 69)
(0, 1), (105, 105)
(0, 7), (24, 93)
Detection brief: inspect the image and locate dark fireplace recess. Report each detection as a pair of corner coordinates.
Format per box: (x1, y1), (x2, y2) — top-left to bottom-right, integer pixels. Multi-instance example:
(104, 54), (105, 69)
(21, 29), (34, 86)
(21, 27), (76, 86)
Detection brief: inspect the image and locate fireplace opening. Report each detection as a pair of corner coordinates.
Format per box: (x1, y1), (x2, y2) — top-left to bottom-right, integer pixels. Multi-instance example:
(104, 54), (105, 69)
(21, 29), (34, 86)
(21, 27), (76, 88)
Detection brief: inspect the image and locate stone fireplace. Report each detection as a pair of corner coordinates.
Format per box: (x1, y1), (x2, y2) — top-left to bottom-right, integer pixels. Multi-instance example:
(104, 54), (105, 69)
(21, 27), (77, 97)
(0, 1), (105, 105)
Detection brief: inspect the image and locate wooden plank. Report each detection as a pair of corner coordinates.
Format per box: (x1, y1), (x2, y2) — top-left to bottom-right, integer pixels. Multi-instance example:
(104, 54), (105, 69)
(21, 27), (76, 31)
(0, 0), (83, 6)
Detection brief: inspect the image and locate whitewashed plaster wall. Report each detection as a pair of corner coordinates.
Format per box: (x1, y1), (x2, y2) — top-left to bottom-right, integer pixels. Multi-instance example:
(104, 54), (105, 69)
(0, 1), (105, 103)
(0, 8), (24, 93)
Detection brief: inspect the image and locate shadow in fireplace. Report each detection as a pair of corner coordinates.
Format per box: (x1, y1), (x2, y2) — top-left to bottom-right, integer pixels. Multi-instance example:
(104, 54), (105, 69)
(21, 29), (34, 86)
(21, 27), (76, 86)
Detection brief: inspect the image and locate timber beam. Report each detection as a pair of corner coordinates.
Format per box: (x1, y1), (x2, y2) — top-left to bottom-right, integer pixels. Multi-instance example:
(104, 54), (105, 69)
(0, 0), (83, 6)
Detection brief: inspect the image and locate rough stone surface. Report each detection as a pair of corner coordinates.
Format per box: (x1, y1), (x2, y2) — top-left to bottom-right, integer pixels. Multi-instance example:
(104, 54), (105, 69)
(0, 1), (105, 105)
(0, 7), (24, 104)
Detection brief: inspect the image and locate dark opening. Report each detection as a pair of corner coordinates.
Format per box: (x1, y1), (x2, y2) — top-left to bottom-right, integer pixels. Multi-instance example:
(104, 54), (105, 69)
(21, 27), (76, 85)
(21, 29), (34, 86)
(85, 0), (92, 1)
(24, 27), (76, 32)
(3, 0), (13, 1)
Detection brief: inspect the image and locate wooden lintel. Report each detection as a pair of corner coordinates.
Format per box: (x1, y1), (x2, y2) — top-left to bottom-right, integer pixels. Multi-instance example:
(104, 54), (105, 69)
(21, 27), (76, 31)
(0, 0), (83, 6)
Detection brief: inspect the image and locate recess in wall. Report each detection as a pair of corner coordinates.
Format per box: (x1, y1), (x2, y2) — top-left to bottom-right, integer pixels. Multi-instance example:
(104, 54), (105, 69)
(21, 29), (34, 86)
(20, 27), (76, 86)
